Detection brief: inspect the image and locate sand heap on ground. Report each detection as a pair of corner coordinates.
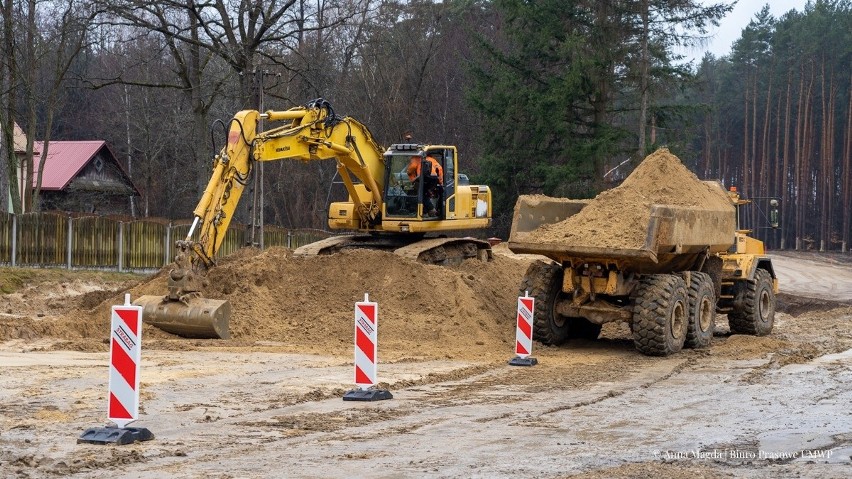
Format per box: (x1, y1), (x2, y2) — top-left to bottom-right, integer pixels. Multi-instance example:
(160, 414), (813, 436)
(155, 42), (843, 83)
(35, 245), (536, 361)
(530, 148), (734, 249)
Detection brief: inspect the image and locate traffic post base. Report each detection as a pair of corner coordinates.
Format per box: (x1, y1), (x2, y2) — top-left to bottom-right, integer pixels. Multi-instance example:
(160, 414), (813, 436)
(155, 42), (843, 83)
(77, 426), (154, 445)
(342, 388), (393, 401)
(508, 356), (538, 367)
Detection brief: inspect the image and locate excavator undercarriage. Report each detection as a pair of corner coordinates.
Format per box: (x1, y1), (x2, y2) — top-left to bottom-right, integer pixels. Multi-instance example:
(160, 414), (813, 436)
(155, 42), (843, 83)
(293, 234), (492, 264)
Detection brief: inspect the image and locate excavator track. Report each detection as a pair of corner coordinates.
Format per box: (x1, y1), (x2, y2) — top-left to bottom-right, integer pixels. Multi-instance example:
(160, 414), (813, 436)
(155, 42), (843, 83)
(393, 237), (492, 264)
(294, 235), (492, 265)
(292, 235), (362, 256)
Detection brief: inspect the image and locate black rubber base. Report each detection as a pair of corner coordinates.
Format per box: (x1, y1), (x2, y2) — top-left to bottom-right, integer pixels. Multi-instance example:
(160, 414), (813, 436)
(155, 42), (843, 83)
(508, 356), (538, 367)
(343, 388), (393, 401)
(77, 426), (155, 445)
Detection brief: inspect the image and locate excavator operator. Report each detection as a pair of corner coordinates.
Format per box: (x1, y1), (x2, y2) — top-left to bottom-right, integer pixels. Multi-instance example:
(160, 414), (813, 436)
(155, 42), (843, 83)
(406, 155), (443, 184)
(407, 154), (443, 217)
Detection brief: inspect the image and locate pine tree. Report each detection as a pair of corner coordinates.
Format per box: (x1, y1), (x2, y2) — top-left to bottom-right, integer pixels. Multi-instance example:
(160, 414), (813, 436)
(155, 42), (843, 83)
(466, 0), (628, 234)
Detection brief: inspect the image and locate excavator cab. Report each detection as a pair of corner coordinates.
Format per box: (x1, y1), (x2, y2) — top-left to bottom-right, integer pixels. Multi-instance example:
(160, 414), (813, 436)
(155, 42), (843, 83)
(383, 145), (444, 220)
(383, 154), (419, 217)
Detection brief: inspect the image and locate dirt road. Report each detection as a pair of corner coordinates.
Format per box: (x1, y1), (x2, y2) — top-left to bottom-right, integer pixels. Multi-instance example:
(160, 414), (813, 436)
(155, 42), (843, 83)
(1, 250), (851, 478)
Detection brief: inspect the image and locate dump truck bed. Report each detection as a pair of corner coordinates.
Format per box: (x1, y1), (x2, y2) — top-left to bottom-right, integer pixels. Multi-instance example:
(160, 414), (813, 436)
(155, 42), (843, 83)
(508, 194), (736, 274)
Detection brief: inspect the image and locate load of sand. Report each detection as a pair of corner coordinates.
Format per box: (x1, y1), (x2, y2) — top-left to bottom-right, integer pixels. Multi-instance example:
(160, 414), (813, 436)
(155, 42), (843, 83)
(529, 148), (734, 249)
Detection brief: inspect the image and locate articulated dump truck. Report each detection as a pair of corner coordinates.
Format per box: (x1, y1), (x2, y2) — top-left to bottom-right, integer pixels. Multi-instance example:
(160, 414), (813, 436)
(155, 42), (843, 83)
(508, 149), (778, 356)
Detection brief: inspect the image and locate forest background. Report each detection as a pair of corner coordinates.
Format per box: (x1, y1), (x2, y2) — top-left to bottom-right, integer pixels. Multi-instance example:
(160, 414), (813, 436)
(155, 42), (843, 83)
(1, 0), (850, 252)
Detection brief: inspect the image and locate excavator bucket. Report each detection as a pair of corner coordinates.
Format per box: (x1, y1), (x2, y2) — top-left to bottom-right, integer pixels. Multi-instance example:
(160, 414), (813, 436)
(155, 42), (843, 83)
(133, 295), (231, 339)
(131, 240), (231, 339)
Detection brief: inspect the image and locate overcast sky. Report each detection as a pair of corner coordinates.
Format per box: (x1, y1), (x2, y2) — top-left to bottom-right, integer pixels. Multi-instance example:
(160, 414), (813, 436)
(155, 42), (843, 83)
(680, 0), (811, 62)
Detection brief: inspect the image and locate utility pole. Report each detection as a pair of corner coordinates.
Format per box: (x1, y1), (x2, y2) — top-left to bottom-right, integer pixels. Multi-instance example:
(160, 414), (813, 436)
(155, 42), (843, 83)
(257, 72), (265, 250)
(250, 69), (279, 249)
(125, 84), (136, 217)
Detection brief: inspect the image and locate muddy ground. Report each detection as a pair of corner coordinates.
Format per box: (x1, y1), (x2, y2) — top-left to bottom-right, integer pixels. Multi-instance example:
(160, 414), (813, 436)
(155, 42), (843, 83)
(1, 248), (851, 478)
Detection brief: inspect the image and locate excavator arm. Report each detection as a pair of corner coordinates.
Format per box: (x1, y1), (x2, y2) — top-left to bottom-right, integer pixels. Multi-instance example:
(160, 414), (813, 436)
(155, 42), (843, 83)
(188, 100), (386, 269)
(186, 109), (259, 269)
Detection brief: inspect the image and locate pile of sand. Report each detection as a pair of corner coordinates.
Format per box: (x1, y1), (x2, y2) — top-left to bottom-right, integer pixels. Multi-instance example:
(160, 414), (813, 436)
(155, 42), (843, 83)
(42, 245), (537, 361)
(530, 148), (734, 249)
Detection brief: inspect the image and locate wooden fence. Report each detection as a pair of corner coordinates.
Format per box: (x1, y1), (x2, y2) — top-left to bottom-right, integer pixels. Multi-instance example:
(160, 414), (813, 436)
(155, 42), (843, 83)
(0, 212), (332, 272)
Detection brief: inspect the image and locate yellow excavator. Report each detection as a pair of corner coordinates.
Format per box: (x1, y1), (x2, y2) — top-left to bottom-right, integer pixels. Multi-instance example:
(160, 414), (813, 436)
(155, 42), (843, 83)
(133, 98), (493, 339)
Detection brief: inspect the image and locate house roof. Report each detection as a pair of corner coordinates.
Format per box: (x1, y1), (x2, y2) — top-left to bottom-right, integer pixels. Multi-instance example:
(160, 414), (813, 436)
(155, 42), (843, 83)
(33, 141), (104, 190)
(33, 140), (139, 195)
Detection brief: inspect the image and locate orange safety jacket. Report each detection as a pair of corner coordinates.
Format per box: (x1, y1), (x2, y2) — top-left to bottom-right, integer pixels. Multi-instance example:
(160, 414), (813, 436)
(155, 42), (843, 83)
(407, 156), (443, 184)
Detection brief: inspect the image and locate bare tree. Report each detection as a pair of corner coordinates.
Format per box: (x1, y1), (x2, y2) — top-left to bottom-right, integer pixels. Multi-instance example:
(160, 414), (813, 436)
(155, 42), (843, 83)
(86, 0), (370, 223)
(95, 1), (368, 105)
(0, 0), (95, 214)
(1, 0), (21, 213)
(634, 0), (734, 158)
(30, 0), (96, 212)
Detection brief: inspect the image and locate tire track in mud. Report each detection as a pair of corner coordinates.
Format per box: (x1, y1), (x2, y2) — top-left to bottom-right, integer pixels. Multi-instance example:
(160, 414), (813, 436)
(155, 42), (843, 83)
(738, 306), (852, 384)
(157, 363), (505, 447)
(721, 433), (852, 466)
(140, 303), (852, 477)
(539, 358), (693, 415)
(191, 355), (652, 455)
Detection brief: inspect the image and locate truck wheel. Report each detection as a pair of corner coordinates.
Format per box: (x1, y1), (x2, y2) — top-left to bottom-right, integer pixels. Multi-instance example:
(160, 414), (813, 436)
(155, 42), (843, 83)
(631, 274), (688, 356)
(519, 260), (569, 345)
(681, 272), (715, 349)
(728, 269), (775, 336)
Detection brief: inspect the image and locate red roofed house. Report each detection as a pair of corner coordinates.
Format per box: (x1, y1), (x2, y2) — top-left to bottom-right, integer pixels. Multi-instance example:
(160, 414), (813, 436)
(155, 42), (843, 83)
(33, 140), (140, 215)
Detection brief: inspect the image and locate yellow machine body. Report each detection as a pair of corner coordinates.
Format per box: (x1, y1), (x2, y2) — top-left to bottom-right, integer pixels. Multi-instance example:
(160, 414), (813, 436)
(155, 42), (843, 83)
(139, 99), (493, 339)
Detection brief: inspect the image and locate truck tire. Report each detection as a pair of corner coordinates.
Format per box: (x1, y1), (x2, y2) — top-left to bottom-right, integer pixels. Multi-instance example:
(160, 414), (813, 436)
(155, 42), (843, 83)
(519, 261), (568, 345)
(519, 261), (603, 345)
(681, 272), (715, 349)
(728, 268), (775, 336)
(631, 274), (688, 356)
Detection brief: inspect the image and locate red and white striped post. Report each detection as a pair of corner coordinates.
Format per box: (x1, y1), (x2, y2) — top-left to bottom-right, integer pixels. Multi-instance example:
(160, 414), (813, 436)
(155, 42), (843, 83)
(343, 293), (392, 401)
(78, 294), (154, 444)
(509, 291), (538, 366)
(108, 294), (143, 426)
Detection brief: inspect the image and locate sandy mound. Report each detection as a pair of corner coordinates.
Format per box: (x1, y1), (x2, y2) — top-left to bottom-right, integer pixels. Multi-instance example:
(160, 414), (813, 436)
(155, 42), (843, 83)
(530, 148), (734, 249)
(49, 246), (537, 361)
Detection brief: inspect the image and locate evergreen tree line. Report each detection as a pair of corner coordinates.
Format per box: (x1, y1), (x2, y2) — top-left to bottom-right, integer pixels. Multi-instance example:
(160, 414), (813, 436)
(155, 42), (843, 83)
(688, 2), (852, 252)
(1, 1), (849, 251)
